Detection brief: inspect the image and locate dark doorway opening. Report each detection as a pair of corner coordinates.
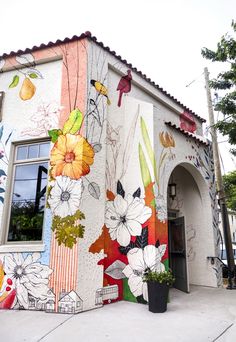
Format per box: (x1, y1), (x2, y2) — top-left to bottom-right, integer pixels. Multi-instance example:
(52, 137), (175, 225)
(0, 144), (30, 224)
(168, 216), (189, 293)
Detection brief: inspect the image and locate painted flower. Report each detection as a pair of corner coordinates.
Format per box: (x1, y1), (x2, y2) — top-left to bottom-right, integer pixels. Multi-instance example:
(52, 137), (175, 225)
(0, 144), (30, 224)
(3, 253), (52, 309)
(48, 176), (83, 217)
(159, 131), (175, 148)
(105, 122), (121, 147)
(155, 195), (167, 222)
(32, 102), (62, 131)
(123, 245), (166, 301)
(105, 194), (152, 247)
(50, 133), (94, 180)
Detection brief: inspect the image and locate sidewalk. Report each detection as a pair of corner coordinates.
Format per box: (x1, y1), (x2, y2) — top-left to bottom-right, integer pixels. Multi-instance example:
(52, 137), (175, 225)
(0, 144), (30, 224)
(1, 285), (236, 342)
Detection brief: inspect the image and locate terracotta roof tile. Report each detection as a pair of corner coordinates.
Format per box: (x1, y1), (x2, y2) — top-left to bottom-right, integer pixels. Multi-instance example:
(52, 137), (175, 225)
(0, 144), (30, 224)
(165, 121), (209, 146)
(0, 31), (206, 123)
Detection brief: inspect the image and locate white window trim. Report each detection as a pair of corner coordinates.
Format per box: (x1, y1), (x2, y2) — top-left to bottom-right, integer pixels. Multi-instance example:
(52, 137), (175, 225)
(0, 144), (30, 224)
(0, 138), (50, 250)
(0, 243), (45, 253)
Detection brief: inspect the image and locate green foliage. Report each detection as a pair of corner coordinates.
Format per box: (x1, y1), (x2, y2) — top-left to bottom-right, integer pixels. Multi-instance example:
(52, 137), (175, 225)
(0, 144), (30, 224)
(143, 270), (175, 286)
(10, 201), (43, 241)
(9, 75), (20, 88)
(52, 209), (85, 248)
(48, 129), (63, 143)
(223, 170), (236, 211)
(140, 117), (158, 183)
(139, 143), (152, 187)
(62, 108), (83, 134)
(201, 20), (236, 155)
(28, 73), (38, 79)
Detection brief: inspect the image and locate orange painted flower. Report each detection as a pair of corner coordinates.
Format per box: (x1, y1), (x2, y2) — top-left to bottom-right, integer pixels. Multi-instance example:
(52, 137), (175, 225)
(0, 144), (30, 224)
(159, 131), (175, 148)
(50, 134), (94, 179)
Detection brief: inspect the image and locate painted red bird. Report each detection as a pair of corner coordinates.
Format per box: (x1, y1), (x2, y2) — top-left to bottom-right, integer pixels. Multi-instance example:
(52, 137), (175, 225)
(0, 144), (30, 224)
(116, 70), (132, 107)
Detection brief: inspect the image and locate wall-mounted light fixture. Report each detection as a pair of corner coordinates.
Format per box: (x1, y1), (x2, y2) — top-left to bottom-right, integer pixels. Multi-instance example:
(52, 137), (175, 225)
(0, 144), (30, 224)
(168, 182), (177, 200)
(0, 91), (4, 122)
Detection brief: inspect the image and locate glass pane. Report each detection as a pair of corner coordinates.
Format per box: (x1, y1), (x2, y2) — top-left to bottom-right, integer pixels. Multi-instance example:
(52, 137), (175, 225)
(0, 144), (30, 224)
(39, 142), (50, 158)
(7, 162), (48, 242)
(16, 146), (28, 160)
(28, 144), (39, 159)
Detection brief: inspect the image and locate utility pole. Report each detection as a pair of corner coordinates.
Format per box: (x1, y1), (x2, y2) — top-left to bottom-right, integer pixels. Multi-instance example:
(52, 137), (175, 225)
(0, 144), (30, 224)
(204, 67), (235, 289)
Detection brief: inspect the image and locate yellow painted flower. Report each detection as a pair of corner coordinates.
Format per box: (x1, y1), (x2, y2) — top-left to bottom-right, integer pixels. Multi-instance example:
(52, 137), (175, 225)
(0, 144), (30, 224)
(50, 134), (94, 179)
(159, 131), (175, 148)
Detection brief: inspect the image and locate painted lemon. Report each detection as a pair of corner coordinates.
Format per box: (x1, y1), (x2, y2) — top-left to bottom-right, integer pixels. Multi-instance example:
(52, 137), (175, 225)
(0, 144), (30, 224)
(19, 77), (36, 101)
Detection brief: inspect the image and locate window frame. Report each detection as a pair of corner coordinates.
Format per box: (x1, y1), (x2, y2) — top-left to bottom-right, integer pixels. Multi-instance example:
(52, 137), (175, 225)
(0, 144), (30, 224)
(0, 137), (51, 248)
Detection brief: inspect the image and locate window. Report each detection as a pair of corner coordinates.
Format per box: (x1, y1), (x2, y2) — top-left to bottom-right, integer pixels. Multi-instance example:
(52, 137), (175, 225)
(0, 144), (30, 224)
(6, 141), (50, 242)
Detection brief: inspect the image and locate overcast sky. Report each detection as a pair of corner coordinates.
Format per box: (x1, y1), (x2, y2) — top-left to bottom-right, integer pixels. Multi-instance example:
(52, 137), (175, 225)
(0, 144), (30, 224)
(0, 0), (235, 172)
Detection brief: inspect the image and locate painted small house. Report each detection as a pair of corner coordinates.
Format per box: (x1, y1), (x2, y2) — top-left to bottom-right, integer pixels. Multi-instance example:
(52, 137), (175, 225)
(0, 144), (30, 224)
(58, 290), (83, 314)
(0, 32), (221, 313)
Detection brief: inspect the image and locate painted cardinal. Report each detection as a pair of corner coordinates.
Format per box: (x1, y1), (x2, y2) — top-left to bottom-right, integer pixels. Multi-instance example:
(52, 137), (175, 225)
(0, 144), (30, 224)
(116, 70), (132, 107)
(90, 80), (111, 105)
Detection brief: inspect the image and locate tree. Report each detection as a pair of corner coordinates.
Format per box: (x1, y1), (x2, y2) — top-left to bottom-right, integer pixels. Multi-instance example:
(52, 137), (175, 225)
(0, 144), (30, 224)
(223, 170), (236, 211)
(201, 20), (236, 155)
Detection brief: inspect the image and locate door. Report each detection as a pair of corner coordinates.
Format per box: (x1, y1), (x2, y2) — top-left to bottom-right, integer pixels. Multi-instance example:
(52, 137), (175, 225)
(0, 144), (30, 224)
(168, 216), (189, 293)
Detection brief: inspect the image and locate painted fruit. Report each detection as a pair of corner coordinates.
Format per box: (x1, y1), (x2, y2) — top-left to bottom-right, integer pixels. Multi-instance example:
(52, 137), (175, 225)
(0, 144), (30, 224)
(19, 77), (36, 101)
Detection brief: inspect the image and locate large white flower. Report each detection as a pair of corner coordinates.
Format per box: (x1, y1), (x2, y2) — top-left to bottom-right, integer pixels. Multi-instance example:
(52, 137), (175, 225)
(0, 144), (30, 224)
(105, 194), (152, 247)
(48, 176), (83, 218)
(3, 253), (52, 309)
(123, 245), (166, 301)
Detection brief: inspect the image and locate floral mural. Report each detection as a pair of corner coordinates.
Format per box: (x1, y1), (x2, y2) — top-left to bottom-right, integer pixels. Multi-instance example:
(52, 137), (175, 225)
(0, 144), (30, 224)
(90, 104), (170, 305)
(0, 253), (52, 310)
(0, 35), (221, 314)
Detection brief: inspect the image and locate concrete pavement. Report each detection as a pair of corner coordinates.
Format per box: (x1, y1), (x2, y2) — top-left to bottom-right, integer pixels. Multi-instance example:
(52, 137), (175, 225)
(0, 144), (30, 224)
(1, 285), (236, 342)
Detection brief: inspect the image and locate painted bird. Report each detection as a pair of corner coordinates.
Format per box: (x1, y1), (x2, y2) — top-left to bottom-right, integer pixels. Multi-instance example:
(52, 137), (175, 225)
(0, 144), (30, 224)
(116, 70), (132, 107)
(90, 80), (111, 105)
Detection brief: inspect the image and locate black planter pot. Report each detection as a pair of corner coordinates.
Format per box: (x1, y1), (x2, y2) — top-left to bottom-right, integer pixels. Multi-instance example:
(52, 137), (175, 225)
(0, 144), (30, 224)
(147, 281), (169, 313)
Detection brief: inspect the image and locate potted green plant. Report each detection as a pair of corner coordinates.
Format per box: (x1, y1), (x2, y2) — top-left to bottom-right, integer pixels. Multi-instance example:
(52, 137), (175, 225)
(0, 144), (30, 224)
(143, 269), (175, 313)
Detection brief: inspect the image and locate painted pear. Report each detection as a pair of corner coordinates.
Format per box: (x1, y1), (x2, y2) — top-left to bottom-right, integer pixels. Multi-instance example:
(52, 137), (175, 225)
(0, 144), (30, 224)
(19, 77), (36, 101)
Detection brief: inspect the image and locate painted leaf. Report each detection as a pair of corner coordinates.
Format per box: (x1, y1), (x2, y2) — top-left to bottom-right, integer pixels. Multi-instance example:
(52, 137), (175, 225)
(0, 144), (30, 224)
(0, 170), (6, 177)
(133, 187), (141, 198)
(0, 188), (5, 193)
(135, 227), (148, 249)
(89, 225), (110, 254)
(122, 108), (139, 177)
(119, 241), (136, 255)
(88, 182), (100, 199)
(0, 126), (3, 140)
(5, 131), (13, 145)
(9, 75), (19, 88)
(63, 108), (83, 134)
(92, 143), (102, 153)
(16, 53), (34, 65)
(117, 180), (125, 198)
(159, 152), (167, 169)
(136, 295), (147, 304)
(139, 143), (152, 187)
(0, 58), (5, 70)
(26, 68), (43, 79)
(28, 73), (38, 79)
(157, 244), (167, 258)
(0, 196), (4, 203)
(140, 117), (158, 183)
(48, 129), (63, 143)
(105, 260), (126, 279)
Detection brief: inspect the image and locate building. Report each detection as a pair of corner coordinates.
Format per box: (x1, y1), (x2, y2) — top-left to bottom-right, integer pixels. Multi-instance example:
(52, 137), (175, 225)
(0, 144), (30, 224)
(58, 290), (83, 314)
(0, 32), (221, 312)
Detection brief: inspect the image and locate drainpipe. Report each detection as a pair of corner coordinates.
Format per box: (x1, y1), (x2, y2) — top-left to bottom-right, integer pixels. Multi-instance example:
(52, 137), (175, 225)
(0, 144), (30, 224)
(204, 67), (235, 289)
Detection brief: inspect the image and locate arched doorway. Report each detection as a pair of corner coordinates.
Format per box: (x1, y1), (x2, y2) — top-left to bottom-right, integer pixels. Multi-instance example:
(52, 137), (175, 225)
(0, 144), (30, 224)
(167, 163), (217, 293)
